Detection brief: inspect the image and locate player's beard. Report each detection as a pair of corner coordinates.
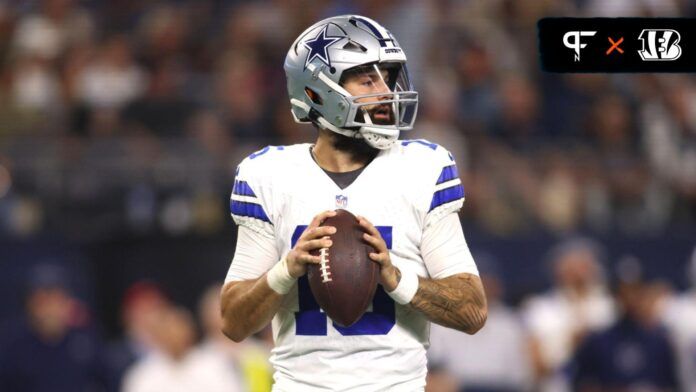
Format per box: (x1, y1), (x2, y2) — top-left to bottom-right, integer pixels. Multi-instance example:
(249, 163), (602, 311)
(325, 129), (379, 162)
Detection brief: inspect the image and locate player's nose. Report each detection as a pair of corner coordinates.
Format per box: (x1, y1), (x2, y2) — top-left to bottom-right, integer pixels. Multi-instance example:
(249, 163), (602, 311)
(372, 79), (390, 96)
(375, 87), (390, 101)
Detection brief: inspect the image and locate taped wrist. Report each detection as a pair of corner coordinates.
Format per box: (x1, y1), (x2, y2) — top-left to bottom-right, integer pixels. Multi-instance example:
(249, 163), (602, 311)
(266, 258), (296, 295)
(387, 267), (419, 305)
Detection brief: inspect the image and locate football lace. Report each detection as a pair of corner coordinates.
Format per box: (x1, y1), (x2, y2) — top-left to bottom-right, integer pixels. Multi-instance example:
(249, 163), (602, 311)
(319, 247), (332, 283)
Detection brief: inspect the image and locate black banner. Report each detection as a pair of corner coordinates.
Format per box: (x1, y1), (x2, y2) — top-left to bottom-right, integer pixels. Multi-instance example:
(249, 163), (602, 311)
(538, 18), (696, 72)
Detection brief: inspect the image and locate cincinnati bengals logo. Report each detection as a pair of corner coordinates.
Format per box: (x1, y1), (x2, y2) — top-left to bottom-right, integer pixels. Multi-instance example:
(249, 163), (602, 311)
(638, 29), (682, 61)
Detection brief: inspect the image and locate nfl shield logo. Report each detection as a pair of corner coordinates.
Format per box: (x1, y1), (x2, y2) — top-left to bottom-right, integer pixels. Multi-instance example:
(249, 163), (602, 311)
(335, 195), (348, 209)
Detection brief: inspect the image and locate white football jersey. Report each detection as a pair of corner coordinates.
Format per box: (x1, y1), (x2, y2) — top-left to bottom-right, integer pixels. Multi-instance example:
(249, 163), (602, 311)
(228, 140), (472, 392)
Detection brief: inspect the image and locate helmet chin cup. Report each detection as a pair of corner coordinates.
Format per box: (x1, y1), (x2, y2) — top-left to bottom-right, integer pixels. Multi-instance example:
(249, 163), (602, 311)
(360, 128), (398, 149)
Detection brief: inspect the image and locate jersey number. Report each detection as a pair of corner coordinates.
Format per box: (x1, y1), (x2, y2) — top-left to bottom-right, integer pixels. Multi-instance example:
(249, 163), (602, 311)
(291, 225), (396, 336)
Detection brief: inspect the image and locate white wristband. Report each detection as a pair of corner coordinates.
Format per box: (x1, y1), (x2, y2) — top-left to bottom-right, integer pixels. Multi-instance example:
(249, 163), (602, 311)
(387, 267), (419, 305)
(266, 258), (296, 295)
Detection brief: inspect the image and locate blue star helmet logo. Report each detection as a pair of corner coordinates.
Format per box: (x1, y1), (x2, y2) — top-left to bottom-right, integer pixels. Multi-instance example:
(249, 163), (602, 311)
(303, 25), (342, 69)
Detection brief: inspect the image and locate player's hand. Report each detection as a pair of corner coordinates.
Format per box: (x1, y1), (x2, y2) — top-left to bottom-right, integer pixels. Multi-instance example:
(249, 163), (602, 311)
(286, 210), (337, 278)
(357, 216), (400, 292)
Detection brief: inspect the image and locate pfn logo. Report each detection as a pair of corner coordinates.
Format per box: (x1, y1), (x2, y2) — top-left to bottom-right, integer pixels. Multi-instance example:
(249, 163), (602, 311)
(638, 29), (682, 61)
(563, 31), (597, 61)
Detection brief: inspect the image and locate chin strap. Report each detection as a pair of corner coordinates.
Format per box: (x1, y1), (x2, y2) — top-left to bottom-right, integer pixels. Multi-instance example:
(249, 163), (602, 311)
(290, 97), (359, 138)
(291, 97), (397, 149)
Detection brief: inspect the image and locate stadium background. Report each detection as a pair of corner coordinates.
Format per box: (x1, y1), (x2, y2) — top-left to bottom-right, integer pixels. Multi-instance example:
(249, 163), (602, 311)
(0, 0), (694, 391)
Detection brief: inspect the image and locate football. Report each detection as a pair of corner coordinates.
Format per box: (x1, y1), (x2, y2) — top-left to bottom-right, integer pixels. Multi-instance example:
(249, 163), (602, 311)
(307, 209), (379, 327)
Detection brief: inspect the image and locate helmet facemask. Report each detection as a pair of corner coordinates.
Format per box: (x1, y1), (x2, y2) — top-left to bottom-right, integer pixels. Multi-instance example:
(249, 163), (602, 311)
(337, 62), (418, 149)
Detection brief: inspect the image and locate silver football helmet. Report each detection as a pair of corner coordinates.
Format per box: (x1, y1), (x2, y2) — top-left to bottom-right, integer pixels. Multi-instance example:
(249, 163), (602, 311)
(284, 15), (418, 149)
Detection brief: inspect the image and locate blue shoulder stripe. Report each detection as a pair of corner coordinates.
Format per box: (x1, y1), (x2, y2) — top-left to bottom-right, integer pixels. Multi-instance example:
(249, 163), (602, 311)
(401, 139), (438, 150)
(436, 164), (458, 185)
(429, 184), (465, 212)
(230, 200), (271, 224)
(232, 180), (257, 197)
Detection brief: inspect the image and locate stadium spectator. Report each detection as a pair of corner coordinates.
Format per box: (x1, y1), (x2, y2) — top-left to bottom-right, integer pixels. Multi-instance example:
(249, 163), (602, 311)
(10, 54), (61, 113)
(523, 238), (615, 391)
(105, 281), (170, 391)
(0, 264), (109, 392)
(454, 42), (499, 135)
(572, 257), (678, 391)
(587, 93), (658, 233)
(491, 73), (543, 151)
(411, 69), (469, 169)
(122, 59), (195, 136)
(75, 34), (146, 111)
(660, 247), (696, 391)
(196, 284), (271, 392)
(136, 3), (191, 68)
(122, 305), (239, 392)
(641, 77), (696, 200)
(11, 0), (94, 61)
(187, 110), (234, 160)
(214, 55), (273, 142)
(535, 151), (582, 232)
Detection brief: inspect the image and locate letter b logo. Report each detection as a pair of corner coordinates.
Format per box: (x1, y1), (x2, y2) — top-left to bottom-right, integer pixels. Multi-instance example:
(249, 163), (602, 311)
(638, 29), (682, 61)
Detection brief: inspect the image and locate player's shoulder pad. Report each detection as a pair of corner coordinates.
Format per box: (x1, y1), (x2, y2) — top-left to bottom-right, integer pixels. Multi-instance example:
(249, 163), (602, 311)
(234, 143), (308, 182)
(395, 139), (454, 165)
(396, 139), (465, 224)
(395, 138), (458, 179)
(236, 145), (290, 175)
(230, 145), (296, 232)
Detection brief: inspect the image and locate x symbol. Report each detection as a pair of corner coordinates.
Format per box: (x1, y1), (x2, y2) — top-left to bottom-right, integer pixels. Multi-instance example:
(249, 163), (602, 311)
(606, 37), (624, 55)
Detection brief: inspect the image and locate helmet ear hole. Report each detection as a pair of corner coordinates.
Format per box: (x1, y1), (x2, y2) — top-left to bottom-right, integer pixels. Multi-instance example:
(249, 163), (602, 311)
(304, 87), (323, 105)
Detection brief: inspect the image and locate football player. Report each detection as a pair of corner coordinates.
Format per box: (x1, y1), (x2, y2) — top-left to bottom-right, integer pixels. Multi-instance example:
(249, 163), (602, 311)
(221, 15), (487, 391)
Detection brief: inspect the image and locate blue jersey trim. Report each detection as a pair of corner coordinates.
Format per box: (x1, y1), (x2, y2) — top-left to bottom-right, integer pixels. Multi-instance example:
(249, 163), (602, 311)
(429, 184), (465, 212)
(232, 180), (257, 197)
(436, 164), (458, 185)
(401, 139), (438, 150)
(230, 200), (271, 223)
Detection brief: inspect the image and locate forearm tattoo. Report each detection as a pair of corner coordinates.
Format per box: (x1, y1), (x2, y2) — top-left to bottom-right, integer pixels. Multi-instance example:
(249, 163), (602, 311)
(409, 273), (487, 333)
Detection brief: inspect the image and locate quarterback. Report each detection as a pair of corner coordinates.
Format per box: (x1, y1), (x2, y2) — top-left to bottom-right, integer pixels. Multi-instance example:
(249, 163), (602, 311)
(221, 15), (487, 391)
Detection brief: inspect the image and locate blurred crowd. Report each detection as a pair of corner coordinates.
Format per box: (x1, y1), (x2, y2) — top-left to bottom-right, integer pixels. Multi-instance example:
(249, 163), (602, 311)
(0, 0), (694, 239)
(427, 240), (696, 392)
(2, 240), (696, 391)
(0, 267), (275, 392)
(0, 0), (695, 391)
